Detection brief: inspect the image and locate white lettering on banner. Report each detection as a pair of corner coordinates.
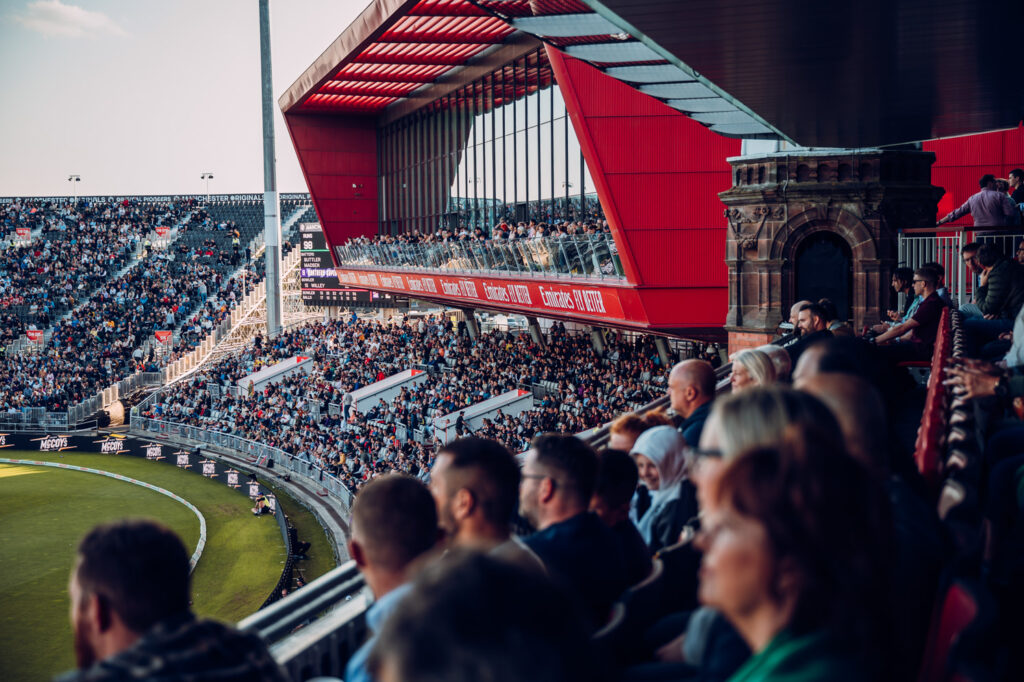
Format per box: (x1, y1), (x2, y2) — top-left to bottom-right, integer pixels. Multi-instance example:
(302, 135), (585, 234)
(539, 287), (575, 310)
(145, 444), (164, 460)
(583, 289), (607, 314)
(407, 277), (437, 293)
(249, 482), (261, 499)
(227, 471), (240, 487)
(441, 281), (461, 296)
(460, 280), (479, 298)
(38, 436), (69, 451)
(202, 460), (216, 477)
(176, 453), (191, 469)
(484, 284), (510, 302)
(99, 439), (127, 454)
(366, 273), (379, 286)
(0, 434), (10, 448)
(380, 275), (405, 289)
(358, 274), (370, 285)
(508, 284), (532, 305)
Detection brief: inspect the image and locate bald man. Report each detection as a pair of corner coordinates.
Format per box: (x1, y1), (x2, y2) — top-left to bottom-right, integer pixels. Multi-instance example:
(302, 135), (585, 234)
(667, 359), (716, 447)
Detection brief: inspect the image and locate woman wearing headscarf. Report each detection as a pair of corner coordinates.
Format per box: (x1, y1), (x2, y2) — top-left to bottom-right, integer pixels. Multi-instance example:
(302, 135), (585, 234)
(630, 425), (699, 553)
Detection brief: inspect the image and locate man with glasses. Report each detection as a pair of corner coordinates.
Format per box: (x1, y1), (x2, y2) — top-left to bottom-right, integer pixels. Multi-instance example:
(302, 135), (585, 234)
(873, 266), (945, 362)
(520, 433), (629, 629)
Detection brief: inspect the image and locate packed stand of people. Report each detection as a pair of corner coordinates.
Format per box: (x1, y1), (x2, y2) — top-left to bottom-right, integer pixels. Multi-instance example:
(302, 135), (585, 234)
(336, 212), (623, 277)
(0, 243), (251, 412)
(0, 197), (190, 342)
(141, 316), (666, 493)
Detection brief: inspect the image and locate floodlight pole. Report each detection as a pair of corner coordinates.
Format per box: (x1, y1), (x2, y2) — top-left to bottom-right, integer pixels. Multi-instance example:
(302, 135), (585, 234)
(68, 174), (81, 202)
(259, 0), (283, 338)
(201, 172), (214, 204)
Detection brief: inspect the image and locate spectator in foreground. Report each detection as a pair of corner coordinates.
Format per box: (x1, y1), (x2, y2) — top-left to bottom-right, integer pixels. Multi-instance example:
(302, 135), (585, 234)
(667, 359), (716, 447)
(698, 440), (887, 681)
(519, 434), (629, 628)
(428, 437), (543, 572)
(345, 475), (440, 682)
(630, 425), (698, 554)
(728, 348), (777, 392)
(590, 449), (652, 585)
(59, 520), (287, 682)
(368, 551), (595, 682)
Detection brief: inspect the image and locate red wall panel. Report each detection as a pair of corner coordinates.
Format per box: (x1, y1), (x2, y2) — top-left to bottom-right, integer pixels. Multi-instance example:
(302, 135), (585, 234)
(284, 112), (379, 254)
(549, 47), (740, 329)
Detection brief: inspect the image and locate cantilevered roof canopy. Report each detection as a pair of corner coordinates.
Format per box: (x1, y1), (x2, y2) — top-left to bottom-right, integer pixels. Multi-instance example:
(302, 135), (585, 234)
(282, 0), (1024, 147)
(281, 0), (515, 114)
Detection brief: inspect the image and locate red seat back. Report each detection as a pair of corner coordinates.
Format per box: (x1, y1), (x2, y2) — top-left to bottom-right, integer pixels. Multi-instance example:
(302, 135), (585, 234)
(917, 581), (980, 682)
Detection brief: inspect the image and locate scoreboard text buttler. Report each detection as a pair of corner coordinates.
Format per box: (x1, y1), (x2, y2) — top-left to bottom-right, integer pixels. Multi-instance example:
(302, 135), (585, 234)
(299, 223), (408, 308)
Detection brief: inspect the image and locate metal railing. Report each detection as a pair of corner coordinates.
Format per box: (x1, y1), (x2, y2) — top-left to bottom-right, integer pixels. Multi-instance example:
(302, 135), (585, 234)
(130, 416), (354, 508)
(898, 227), (1024, 307)
(334, 234), (626, 280)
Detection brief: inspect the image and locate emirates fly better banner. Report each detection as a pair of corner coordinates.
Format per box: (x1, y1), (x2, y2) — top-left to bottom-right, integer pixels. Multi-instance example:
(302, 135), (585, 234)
(333, 268), (630, 322)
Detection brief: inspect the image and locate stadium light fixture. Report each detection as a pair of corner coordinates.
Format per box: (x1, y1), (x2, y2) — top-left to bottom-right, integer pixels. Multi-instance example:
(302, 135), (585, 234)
(67, 174), (81, 202)
(201, 172), (214, 204)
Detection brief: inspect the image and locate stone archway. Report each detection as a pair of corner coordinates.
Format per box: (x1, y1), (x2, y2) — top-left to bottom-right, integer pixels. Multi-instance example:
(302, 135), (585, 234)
(771, 207), (881, 331)
(719, 149), (942, 353)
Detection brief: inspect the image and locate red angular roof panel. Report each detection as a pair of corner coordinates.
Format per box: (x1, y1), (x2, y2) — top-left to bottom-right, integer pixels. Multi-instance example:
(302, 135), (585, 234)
(299, 0), (515, 114)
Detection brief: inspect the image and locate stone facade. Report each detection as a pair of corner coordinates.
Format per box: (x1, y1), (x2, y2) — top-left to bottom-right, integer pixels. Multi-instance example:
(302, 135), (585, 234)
(719, 150), (943, 353)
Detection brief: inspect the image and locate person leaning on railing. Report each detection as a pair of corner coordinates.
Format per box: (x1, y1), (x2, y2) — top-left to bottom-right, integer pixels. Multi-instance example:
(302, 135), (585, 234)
(936, 173), (1020, 228)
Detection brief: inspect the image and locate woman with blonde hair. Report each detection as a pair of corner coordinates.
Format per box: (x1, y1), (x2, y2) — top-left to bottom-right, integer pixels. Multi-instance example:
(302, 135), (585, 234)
(729, 348), (777, 392)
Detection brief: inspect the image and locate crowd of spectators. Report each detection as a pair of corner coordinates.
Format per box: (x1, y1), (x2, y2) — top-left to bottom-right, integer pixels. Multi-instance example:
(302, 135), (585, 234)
(141, 316), (666, 493)
(0, 235), (253, 412)
(0, 198), (189, 341)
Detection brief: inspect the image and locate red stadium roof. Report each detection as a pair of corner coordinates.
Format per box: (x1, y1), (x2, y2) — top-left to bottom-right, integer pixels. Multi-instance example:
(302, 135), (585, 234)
(283, 0), (515, 114)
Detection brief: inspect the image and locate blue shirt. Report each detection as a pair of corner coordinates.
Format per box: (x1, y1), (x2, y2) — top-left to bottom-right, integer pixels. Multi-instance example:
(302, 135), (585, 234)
(344, 582), (413, 682)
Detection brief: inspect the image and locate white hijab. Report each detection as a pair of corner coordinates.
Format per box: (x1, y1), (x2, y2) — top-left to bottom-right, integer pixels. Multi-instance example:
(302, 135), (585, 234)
(631, 426), (688, 545)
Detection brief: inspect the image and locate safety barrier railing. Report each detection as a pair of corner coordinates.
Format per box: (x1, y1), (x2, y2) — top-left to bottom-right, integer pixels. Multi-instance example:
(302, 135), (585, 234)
(333, 234), (626, 280)
(898, 228), (1024, 307)
(130, 416), (354, 508)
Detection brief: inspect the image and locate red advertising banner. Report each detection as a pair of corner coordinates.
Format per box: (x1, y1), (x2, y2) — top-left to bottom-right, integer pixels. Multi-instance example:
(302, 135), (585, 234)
(155, 225), (170, 237)
(334, 268), (628, 321)
(26, 330), (44, 343)
(15, 227), (29, 240)
(155, 330), (173, 344)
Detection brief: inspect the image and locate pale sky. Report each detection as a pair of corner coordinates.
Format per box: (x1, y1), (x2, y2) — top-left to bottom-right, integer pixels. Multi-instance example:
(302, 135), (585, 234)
(0, 0), (368, 197)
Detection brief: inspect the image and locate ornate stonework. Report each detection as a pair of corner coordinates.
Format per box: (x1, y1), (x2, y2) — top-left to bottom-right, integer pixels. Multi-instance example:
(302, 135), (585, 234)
(719, 150), (943, 353)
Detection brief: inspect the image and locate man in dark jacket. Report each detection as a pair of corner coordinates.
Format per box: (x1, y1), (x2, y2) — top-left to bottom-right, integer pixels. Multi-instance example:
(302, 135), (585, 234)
(59, 520), (287, 682)
(964, 243), (1024, 355)
(520, 434), (629, 629)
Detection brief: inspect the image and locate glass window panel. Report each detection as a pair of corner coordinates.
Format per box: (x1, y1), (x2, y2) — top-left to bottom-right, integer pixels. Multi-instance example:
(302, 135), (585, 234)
(553, 116), (567, 219)
(518, 122), (529, 213)
(553, 82), (566, 118)
(526, 88), (538, 129)
(539, 120), (551, 205)
(540, 81), (552, 126)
